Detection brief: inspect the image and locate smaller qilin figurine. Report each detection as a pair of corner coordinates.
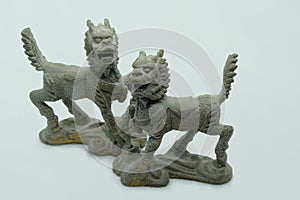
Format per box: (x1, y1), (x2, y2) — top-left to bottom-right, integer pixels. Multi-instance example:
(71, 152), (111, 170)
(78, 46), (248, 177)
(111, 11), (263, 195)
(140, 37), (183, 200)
(21, 19), (127, 146)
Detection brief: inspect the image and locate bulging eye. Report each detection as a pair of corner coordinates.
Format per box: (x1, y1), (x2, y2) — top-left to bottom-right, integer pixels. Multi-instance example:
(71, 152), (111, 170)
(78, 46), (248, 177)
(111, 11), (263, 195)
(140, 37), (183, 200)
(94, 37), (101, 43)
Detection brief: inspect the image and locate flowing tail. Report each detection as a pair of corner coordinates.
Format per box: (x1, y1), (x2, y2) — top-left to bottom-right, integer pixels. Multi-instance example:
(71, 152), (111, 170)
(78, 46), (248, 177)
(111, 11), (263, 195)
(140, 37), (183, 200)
(21, 28), (48, 71)
(219, 53), (238, 103)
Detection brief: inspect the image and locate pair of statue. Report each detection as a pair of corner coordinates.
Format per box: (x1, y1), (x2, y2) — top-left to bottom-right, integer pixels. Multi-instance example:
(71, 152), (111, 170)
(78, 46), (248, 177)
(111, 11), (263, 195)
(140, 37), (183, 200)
(21, 19), (238, 187)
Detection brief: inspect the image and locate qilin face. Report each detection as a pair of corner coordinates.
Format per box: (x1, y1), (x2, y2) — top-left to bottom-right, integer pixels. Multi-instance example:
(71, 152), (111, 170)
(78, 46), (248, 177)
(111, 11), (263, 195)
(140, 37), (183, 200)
(85, 19), (119, 70)
(128, 62), (159, 92)
(125, 50), (170, 94)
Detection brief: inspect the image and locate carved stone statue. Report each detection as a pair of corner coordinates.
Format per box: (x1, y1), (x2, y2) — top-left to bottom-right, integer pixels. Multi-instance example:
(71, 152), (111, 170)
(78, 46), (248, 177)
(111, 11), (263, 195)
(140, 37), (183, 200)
(113, 50), (238, 186)
(22, 20), (238, 187)
(21, 19), (127, 145)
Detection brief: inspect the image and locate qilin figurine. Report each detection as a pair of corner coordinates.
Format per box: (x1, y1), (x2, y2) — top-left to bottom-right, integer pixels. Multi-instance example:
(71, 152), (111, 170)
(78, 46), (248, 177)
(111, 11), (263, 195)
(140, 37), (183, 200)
(21, 19), (127, 146)
(113, 50), (238, 186)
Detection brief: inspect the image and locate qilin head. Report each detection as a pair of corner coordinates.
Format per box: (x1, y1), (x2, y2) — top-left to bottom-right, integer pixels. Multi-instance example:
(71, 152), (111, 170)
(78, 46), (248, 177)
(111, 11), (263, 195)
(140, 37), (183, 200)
(84, 19), (119, 70)
(125, 49), (170, 101)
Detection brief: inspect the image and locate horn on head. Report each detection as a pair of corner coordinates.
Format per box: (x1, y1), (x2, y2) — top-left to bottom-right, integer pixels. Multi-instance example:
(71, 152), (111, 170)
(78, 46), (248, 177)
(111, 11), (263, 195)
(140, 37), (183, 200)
(157, 49), (164, 57)
(154, 49), (164, 62)
(87, 19), (94, 30)
(104, 19), (111, 28)
(139, 51), (146, 57)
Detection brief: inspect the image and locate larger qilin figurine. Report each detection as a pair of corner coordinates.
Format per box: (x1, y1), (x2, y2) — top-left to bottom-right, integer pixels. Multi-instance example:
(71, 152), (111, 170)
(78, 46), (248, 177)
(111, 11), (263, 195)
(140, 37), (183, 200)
(22, 19), (239, 187)
(113, 50), (238, 186)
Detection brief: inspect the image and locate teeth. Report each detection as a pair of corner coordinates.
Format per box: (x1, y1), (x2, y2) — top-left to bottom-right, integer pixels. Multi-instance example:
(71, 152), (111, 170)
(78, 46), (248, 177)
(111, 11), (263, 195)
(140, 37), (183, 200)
(97, 53), (113, 59)
(102, 57), (112, 63)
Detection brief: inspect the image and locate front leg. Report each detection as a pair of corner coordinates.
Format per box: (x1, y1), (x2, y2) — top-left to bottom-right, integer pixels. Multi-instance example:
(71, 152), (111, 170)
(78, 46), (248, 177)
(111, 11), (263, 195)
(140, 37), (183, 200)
(142, 136), (163, 166)
(94, 88), (124, 147)
(119, 130), (141, 153)
(145, 136), (163, 153)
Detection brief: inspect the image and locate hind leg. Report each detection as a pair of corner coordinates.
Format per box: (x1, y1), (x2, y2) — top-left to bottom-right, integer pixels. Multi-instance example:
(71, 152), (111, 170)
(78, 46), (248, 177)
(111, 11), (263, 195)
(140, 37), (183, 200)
(29, 89), (60, 131)
(204, 124), (233, 167)
(62, 98), (73, 114)
(213, 125), (233, 167)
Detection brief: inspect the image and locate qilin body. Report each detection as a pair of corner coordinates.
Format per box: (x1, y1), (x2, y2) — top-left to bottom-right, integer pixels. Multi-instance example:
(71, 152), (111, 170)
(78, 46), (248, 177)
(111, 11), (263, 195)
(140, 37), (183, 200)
(21, 19), (127, 144)
(119, 50), (238, 167)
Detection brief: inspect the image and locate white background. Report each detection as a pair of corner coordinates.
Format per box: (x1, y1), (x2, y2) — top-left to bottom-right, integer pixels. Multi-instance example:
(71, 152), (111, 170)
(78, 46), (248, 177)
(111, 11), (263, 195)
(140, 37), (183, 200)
(0, 0), (299, 199)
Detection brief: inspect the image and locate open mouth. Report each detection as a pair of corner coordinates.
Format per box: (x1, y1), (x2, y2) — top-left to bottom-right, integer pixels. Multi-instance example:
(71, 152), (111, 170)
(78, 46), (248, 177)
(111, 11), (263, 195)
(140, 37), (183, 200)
(133, 83), (142, 89)
(97, 52), (114, 59)
(130, 82), (148, 92)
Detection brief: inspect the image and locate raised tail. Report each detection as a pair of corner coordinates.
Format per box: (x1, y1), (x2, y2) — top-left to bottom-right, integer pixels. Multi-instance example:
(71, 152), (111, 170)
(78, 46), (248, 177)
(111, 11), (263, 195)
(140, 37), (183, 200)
(219, 53), (238, 103)
(21, 28), (48, 71)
